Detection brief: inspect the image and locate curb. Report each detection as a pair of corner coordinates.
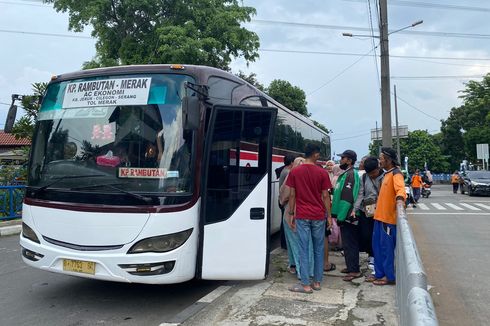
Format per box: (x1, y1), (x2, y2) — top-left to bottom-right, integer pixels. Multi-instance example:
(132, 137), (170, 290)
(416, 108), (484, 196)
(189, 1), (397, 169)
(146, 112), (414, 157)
(0, 225), (21, 237)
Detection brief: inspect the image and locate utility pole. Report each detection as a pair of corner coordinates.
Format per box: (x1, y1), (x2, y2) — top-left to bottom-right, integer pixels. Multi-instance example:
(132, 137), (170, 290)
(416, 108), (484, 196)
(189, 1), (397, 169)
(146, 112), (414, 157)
(379, 0), (392, 147)
(394, 85), (401, 162)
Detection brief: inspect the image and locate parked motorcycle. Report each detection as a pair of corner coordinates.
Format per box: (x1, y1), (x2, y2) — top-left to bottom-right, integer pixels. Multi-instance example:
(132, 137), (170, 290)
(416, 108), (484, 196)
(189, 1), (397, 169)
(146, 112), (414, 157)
(421, 183), (431, 198)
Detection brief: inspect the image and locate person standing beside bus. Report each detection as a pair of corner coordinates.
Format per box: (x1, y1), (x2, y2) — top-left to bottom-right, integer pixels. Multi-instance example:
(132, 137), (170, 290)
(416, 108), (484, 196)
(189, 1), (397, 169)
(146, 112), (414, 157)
(287, 143), (332, 294)
(331, 150), (363, 282)
(372, 147), (406, 286)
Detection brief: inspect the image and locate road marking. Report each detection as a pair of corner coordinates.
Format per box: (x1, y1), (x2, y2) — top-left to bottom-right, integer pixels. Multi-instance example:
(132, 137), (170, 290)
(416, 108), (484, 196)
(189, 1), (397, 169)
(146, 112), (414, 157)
(431, 203), (446, 210)
(445, 203), (464, 210)
(417, 203), (429, 210)
(474, 203), (490, 210)
(459, 203), (481, 211)
(197, 285), (232, 303)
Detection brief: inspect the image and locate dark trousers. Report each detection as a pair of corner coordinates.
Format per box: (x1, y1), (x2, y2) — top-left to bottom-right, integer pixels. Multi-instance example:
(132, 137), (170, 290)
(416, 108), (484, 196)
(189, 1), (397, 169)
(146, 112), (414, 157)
(358, 211), (374, 257)
(279, 204), (287, 249)
(452, 183), (459, 193)
(412, 187), (421, 202)
(340, 222), (360, 273)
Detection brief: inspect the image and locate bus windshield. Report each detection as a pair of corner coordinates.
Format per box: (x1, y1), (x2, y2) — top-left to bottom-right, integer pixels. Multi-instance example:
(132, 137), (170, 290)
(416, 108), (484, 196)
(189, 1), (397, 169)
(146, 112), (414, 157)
(28, 73), (196, 205)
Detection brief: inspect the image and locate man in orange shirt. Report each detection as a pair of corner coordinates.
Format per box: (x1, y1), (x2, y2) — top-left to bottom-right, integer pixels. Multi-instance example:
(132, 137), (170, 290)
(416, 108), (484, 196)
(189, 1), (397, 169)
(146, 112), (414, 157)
(451, 171), (460, 194)
(371, 147), (406, 286)
(411, 169), (423, 206)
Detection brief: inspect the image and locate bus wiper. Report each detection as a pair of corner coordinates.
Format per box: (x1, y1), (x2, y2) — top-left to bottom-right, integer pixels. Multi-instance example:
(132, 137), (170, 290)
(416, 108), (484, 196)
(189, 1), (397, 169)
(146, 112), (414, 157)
(71, 183), (153, 204)
(32, 174), (105, 196)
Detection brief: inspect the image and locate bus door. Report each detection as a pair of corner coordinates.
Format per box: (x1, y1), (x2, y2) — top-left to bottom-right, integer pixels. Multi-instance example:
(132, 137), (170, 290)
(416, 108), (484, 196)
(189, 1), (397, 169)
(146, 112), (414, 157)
(199, 105), (276, 280)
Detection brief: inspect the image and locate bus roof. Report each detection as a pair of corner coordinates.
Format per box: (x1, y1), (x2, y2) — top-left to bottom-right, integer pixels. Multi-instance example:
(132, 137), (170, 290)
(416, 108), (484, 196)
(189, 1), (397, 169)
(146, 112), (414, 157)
(50, 64), (329, 137)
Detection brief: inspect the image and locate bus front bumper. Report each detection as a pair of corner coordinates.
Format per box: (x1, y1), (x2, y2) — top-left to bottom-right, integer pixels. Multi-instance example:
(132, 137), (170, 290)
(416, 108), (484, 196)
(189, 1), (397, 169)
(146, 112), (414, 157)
(19, 234), (198, 284)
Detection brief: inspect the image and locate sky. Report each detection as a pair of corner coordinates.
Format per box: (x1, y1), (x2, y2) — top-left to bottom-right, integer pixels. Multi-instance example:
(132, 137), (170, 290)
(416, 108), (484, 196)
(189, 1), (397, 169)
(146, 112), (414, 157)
(1, 0), (490, 159)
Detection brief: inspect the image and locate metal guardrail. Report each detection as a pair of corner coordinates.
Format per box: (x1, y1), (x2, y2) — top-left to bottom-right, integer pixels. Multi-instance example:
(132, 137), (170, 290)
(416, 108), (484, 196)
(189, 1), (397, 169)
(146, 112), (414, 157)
(396, 202), (438, 326)
(0, 185), (25, 221)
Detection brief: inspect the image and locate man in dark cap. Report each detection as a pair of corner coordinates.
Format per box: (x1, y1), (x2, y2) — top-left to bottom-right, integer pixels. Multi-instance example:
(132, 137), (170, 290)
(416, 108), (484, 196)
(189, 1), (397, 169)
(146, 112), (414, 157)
(331, 149), (363, 282)
(371, 147), (406, 285)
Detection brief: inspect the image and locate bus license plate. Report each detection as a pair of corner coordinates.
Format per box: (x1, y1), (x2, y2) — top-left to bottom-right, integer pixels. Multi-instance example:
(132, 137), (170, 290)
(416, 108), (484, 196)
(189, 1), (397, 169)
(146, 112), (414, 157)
(63, 259), (96, 275)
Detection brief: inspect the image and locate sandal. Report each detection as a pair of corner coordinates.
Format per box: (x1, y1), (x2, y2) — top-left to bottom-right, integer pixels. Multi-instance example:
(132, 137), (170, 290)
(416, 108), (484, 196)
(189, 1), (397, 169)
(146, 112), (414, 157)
(340, 268), (349, 274)
(342, 273), (362, 282)
(287, 266), (297, 275)
(311, 283), (321, 291)
(323, 263), (336, 272)
(365, 275), (378, 282)
(373, 279), (396, 286)
(288, 283), (313, 294)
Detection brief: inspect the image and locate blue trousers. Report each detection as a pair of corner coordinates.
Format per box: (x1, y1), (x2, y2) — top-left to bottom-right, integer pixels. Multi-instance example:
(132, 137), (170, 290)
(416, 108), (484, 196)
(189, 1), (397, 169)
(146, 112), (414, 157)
(372, 220), (396, 282)
(282, 215), (313, 279)
(296, 219), (325, 285)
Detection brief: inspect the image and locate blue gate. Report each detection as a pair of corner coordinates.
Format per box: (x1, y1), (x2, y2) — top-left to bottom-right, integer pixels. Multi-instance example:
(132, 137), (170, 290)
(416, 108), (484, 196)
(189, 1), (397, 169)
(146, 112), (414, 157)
(0, 185), (25, 221)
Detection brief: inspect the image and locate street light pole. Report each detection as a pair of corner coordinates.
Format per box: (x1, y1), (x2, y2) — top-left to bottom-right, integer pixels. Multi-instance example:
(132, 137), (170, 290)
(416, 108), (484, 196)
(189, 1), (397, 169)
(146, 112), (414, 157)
(394, 85), (401, 162)
(379, 0), (392, 147)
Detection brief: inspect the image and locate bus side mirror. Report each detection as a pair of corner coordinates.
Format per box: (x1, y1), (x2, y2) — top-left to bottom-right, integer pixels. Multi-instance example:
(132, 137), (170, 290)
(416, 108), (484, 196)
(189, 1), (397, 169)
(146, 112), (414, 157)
(182, 96), (200, 130)
(4, 104), (17, 133)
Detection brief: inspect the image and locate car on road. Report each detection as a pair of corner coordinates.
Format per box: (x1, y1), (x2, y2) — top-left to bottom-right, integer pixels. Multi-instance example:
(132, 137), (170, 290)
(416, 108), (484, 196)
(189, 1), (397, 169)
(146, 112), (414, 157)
(460, 171), (490, 196)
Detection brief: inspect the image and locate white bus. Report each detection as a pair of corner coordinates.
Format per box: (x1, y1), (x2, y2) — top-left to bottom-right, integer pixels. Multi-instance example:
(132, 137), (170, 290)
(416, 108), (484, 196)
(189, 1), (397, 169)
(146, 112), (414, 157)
(19, 64), (330, 284)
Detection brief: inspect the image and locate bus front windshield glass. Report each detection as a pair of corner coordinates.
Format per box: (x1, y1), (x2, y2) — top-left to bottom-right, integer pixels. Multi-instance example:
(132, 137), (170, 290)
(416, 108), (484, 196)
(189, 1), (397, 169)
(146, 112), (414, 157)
(29, 73), (196, 204)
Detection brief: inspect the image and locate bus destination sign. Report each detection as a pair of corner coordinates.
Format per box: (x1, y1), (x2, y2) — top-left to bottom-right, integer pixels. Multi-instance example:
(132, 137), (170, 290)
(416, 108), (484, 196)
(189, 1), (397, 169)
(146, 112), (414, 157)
(62, 77), (152, 108)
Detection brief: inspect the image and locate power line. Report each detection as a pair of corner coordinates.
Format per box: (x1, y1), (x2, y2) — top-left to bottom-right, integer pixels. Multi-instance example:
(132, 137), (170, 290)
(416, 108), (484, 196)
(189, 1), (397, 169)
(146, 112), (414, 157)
(308, 45), (379, 95)
(259, 48), (490, 61)
(0, 0), (51, 7)
(0, 102), (11, 106)
(367, 0), (381, 90)
(400, 57), (490, 69)
(332, 132), (371, 141)
(0, 29), (93, 39)
(393, 93), (441, 121)
(251, 19), (490, 40)
(343, 0), (490, 12)
(392, 75), (485, 80)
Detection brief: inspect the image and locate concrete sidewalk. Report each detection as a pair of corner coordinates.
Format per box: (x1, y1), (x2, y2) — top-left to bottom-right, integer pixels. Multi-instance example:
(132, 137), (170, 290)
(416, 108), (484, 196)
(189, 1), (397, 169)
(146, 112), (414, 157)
(182, 249), (397, 326)
(0, 218), (21, 237)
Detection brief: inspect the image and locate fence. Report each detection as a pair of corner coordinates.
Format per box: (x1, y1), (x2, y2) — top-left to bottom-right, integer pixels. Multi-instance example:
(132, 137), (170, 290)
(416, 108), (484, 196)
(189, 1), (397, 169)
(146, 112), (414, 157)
(0, 185), (25, 221)
(396, 202), (438, 326)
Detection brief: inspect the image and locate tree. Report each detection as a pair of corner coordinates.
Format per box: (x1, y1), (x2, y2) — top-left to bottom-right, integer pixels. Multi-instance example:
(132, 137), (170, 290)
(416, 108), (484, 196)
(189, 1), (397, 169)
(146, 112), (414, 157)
(399, 130), (449, 173)
(11, 82), (47, 141)
(369, 130), (449, 173)
(440, 74), (490, 170)
(46, 0), (260, 70)
(267, 79), (309, 116)
(235, 71), (265, 91)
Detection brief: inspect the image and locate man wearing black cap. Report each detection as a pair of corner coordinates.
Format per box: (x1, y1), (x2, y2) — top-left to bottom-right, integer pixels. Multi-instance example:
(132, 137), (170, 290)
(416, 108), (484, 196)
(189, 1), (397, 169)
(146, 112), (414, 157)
(371, 147), (406, 286)
(331, 149), (363, 282)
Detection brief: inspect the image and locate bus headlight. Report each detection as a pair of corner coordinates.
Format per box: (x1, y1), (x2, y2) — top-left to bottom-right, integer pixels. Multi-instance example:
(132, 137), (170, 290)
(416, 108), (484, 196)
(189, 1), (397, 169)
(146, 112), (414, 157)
(127, 228), (193, 254)
(22, 223), (40, 244)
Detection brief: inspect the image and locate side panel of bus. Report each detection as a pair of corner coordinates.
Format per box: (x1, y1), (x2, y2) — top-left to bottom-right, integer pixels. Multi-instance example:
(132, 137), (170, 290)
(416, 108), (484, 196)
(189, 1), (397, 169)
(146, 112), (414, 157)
(199, 106), (276, 280)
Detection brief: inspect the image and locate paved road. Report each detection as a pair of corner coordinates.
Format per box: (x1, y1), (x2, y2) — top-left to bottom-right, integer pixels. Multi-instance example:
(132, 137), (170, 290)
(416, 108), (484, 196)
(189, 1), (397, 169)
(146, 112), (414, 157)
(409, 184), (490, 326)
(0, 234), (225, 326)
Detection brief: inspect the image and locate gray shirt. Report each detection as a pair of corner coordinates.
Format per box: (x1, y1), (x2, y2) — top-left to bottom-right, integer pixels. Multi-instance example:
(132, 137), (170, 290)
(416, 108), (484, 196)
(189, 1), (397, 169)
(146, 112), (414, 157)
(359, 170), (384, 212)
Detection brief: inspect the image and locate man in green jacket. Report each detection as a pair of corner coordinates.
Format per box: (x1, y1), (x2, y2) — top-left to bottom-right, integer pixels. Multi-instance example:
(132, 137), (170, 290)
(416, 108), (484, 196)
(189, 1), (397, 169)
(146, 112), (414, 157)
(331, 150), (363, 282)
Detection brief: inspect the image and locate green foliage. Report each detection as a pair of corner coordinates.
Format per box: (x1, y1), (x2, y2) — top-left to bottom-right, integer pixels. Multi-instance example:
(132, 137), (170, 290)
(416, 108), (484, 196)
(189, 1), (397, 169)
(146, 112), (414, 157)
(440, 73), (490, 170)
(312, 120), (329, 133)
(267, 79), (309, 116)
(368, 130), (449, 173)
(11, 82), (47, 141)
(46, 0), (260, 70)
(236, 71), (265, 91)
(399, 130), (449, 173)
